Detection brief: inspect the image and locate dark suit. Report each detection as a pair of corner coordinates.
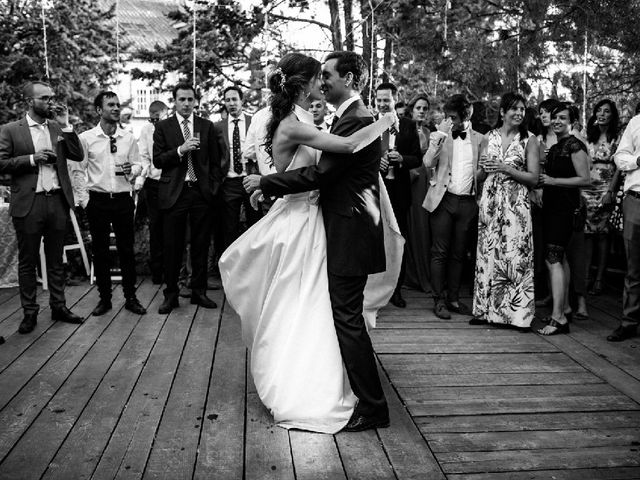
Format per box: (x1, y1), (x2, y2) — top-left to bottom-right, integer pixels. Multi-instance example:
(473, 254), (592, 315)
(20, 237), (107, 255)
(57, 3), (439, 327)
(153, 114), (226, 297)
(213, 113), (258, 250)
(380, 116), (422, 294)
(0, 116), (83, 314)
(260, 99), (388, 419)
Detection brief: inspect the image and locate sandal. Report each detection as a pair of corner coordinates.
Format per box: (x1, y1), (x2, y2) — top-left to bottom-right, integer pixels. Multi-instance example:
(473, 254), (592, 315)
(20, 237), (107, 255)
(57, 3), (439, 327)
(537, 317), (570, 336)
(574, 311), (589, 321)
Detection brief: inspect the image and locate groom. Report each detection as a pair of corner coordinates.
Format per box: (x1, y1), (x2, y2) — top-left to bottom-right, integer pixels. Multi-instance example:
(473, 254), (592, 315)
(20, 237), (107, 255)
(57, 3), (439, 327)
(244, 51), (389, 431)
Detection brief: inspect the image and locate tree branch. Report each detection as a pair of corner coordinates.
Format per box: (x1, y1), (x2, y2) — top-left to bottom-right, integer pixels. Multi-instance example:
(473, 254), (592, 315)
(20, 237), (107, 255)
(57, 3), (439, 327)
(268, 13), (330, 31)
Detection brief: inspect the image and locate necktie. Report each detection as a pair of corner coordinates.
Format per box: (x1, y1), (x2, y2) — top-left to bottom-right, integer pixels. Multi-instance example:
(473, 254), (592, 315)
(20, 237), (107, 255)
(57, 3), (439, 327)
(182, 119), (197, 181)
(452, 130), (467, 140)
(232, 119), (242, 174)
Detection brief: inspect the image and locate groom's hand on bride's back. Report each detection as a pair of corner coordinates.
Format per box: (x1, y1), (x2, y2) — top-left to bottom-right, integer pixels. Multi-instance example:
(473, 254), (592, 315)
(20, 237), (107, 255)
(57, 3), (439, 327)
(243, 174), (261, 193)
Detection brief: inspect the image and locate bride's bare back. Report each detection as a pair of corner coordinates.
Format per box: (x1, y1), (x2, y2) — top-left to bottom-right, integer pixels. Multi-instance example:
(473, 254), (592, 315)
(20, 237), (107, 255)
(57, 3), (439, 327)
(272, 112), (302, 173)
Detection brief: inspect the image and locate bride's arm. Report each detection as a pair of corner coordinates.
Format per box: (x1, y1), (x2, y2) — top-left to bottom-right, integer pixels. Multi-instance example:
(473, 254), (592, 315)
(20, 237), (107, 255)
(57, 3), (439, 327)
(282, 113), (396, 154)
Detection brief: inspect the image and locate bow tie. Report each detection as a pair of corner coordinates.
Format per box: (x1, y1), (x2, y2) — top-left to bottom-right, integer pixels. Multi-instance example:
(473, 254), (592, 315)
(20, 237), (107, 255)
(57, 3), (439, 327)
(452, 130), (467, 140)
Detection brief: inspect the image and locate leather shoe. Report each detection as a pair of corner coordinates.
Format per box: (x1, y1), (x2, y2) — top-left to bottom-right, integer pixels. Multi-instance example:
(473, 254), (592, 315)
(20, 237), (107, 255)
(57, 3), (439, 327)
(18, 312), (38, 334)
(159, 295), (179, 314)
(125, 297), (147, 315)
(342, 413), (390, 432)
(191, 292), (217, 309)
(607, 324), (637, 342)
(446, 301), (473, 316)
(92, 300), (112, 317)
(469, 316), (488, 325)
(433, 300), (451, 319)
(390, 291), (406, 308)
(52, 306), (84, 324)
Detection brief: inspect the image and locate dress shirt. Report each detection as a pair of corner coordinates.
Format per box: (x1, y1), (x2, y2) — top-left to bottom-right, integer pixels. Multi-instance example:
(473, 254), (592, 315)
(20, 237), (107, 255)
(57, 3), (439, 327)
(448, 127), (474, 195)
(334, 94), (361, 120)
(315, 121), (330, 131)
(79, 124), (142, 194)
(176, 112), (196, 182)
(26, 113), (61, 192)
(138, 122), (161, 186)
(226, 113), (247, 179)
(614, 114), (640, 193)
(243, 107), (276, 176)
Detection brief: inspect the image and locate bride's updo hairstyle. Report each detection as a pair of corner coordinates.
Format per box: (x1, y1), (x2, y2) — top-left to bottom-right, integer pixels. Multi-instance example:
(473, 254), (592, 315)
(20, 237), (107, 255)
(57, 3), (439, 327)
(264, 53), (321, 157)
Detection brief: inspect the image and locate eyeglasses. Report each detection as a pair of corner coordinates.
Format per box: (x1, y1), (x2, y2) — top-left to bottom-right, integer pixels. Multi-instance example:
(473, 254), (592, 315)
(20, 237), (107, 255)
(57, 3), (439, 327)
(31, 96), (56, 103)
(109, 136), (117, 154)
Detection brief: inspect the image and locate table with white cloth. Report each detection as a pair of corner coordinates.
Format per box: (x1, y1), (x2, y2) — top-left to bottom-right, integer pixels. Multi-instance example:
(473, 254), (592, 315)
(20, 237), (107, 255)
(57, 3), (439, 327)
(0, 203), (18, 288)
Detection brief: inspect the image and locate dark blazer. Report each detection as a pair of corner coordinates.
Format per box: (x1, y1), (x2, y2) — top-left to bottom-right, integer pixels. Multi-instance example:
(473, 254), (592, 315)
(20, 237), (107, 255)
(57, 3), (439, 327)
(260, 99), (385, 277)
(381, 116), (422, 211)
(153, 114), (226, 210)
(213, 113), (252, 176)
(0, 117), (83, 217)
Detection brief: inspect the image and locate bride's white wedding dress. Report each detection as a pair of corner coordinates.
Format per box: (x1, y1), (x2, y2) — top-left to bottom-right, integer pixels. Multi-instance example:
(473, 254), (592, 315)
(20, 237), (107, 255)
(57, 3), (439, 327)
(219, 105), (403, 433)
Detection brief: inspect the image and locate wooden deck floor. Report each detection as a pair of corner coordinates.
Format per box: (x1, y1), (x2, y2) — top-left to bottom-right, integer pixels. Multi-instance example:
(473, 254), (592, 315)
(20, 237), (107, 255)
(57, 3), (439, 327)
(0, 281), (639, 479)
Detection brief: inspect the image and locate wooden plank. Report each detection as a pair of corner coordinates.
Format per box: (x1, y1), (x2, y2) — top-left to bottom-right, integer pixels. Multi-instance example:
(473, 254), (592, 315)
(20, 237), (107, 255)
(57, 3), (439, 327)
(376, 362), (446, 480)
(89, 300), (197, 480)
(0, 289), (41, 326)
(193, 305), (248, 480)
(426, 427), (640, 452)
(244, 373), (295, 479)
(143, 290), (223, 480)
(0, 287), (125, 463)
(416, 411), (640, 434)
(289, 432), (346, 480)
(390, 372), (602, 387)
(335, 430), (396, 480)
(448, 467), (640, 479)
(0, 283), (155, 479)
(376, 322), (484, 329)
(0, 287), (18, 306)
(437, 446), (640, 474)
(40, 285), (164, 480)
(374, 343), (558, 354)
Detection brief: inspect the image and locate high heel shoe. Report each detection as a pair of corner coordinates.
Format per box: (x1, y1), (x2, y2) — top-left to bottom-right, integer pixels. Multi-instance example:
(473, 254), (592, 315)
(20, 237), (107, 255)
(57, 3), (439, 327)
(537, 317), (570, 336)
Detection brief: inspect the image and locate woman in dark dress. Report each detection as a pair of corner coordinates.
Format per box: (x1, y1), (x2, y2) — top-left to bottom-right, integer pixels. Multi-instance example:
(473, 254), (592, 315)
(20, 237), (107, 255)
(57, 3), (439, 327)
(538, 103), (591, 335)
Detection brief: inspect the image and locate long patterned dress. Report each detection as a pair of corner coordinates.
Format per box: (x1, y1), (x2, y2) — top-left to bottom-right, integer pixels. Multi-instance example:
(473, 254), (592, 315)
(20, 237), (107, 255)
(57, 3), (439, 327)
(585, 139), (618, 233)
(473, 130), (535, 327)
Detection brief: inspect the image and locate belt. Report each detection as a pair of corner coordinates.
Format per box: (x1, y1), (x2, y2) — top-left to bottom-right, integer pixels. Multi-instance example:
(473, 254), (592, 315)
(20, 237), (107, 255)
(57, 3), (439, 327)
(626, 190), (640, 199)
(89, 190), (131, 199)
(35, 189), (61, 196)
(184, 180), (197, 188)
(445, 190), (474, 198)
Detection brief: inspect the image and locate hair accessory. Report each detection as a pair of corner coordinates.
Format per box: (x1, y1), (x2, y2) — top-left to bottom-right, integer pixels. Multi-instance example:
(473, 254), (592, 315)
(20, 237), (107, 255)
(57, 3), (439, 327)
(274, 67), (287, 91)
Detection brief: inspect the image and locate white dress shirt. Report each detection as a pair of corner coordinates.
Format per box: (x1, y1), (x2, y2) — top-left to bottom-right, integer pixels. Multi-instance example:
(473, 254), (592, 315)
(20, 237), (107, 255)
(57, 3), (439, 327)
(79, 124), (142, 194)
(448, 127), (474, 195)
(138, 122), (161, 185)
(614, 114), (640, 193)
(243, 107), (276, 176)
(26, 114), (61, 192)
(226, 113), (247, 179)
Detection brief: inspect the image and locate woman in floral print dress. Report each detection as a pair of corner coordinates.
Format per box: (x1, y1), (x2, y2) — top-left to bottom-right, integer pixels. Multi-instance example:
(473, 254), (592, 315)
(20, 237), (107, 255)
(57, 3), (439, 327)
(471, 93), (540, 330)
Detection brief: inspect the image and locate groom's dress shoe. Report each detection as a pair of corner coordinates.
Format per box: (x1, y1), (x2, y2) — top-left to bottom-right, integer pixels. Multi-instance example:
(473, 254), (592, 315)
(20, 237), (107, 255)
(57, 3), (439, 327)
(159, 295), (179, 314)
(18, 312), (38, 334)
(343, 413), (390, 432)
(92, 300), (112, 317)
(52, 306), (84, 324)
(390, 292), (406, 308)
(191, 293), (217, 309)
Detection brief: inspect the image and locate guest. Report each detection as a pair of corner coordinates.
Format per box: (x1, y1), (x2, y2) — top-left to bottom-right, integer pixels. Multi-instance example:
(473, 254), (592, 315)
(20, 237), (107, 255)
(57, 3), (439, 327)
(608, 110), (640, 341)
(375, 82), (422, 308)
(423, 94), (485, 319)
(0, 81), (84, 333)
(395, 101), (407, 118)
(471, 92), (540, 331)
(309, 98), (330, 130)
(584, 99), (622, 296)
(537, 102), (591, 335)
(408, 93), (432, 153)
(524, 107), (541, 136)
(214, 86), (256, 250)
(153, 83), (226, 314)
(79, 92), (146, 316)
(138, 100), (169, 284)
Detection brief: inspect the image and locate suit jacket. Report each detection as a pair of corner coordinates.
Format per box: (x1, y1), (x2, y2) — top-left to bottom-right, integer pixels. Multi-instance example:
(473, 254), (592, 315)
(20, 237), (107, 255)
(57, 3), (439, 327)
(213, 113), (253, 176)
(422, 128), (486, 212)
(153, 114), (226, 210)
(260, 99), (386, 277)
(0, 117), (83, 217)
(381, 116), (422, 212)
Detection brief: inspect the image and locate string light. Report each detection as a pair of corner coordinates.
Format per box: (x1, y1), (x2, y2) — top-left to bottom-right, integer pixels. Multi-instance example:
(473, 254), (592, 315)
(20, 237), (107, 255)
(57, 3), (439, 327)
(41, 0), (50, 79)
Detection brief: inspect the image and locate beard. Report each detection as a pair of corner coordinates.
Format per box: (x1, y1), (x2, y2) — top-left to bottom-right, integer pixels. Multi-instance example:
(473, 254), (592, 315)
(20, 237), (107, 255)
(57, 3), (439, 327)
(33, 103), (53, 119)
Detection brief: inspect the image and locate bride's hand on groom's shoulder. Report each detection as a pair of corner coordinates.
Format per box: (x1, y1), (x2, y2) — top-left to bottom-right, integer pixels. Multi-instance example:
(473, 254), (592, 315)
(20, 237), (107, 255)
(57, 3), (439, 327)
(243, 174), (261, 193)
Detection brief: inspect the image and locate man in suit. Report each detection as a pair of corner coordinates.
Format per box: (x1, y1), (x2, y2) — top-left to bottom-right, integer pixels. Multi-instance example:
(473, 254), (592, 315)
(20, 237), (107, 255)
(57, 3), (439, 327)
(0, 81), (84, 333)
(375, 82), (422, 308)
(309, 98), (330, 131)
(214, 86), (256, 250)
(153, 83), (226, 314)
(244, 51), (390, 432)
(422, 94), (485, 320)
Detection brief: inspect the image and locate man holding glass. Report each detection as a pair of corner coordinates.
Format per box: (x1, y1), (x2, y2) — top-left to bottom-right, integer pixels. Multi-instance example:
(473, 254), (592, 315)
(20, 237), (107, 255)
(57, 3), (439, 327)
(79, 91), (146, 317)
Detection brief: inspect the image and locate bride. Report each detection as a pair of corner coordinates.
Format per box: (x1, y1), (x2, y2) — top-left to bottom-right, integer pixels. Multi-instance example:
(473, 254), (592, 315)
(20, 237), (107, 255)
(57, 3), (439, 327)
(219, 53), (401, 434)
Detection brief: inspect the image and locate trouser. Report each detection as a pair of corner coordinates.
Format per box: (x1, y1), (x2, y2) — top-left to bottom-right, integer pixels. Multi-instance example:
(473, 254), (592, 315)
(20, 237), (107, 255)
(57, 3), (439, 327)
(221, 177), (261, 249)
(143, 179), (164, 278)
(622, 193), (640, 326)
(86, 191), (137, 302)
(429, 191), (478, 302)
(12, 191), (69, 314)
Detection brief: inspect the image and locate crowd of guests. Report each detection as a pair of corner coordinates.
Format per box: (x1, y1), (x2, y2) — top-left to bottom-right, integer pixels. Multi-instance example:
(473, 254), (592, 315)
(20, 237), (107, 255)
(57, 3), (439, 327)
(0, 75), (639, 344)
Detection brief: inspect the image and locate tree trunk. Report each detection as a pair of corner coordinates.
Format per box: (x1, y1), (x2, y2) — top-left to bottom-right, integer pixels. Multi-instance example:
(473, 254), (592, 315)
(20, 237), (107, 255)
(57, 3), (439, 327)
(382, 35), (392, 82)
(343, 0), (354, 51)
(328, 0), (343, 50)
